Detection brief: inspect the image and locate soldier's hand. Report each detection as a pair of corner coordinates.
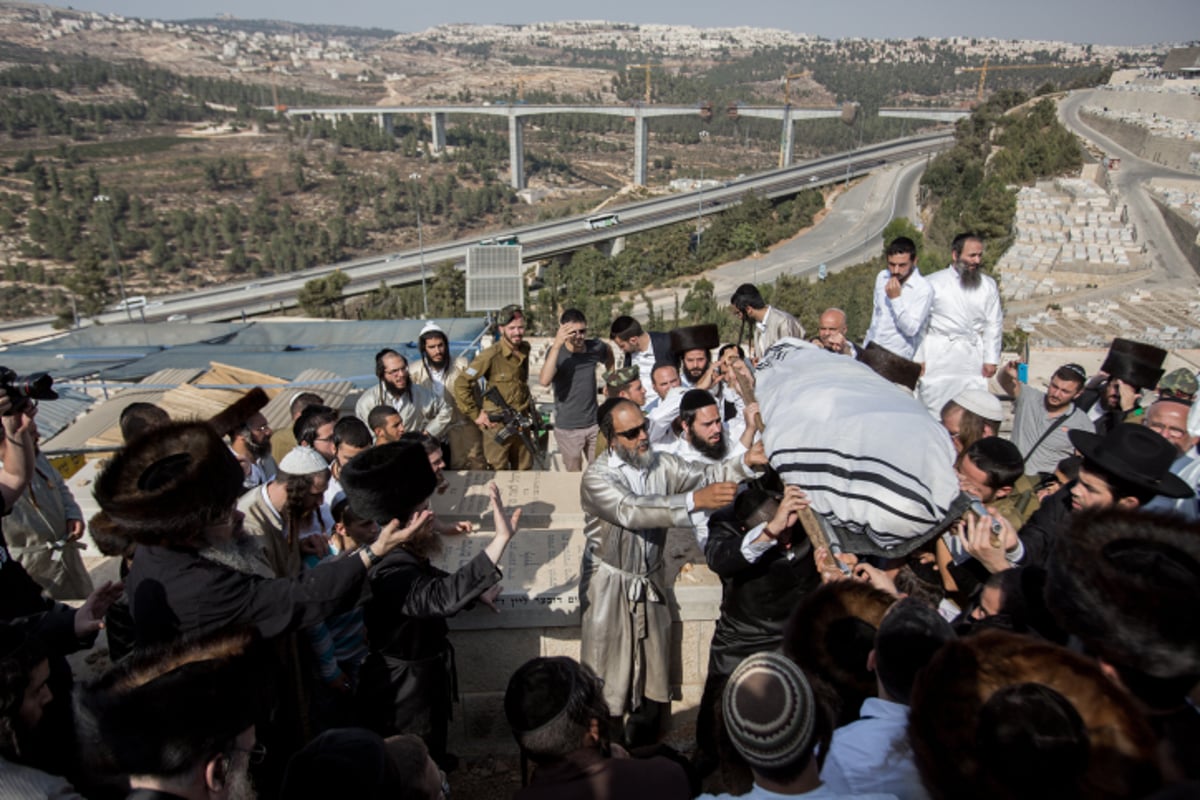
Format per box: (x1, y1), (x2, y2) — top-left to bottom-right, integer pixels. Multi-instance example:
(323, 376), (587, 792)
(475, 410), (495, 430)
(694, 481), (738, 510)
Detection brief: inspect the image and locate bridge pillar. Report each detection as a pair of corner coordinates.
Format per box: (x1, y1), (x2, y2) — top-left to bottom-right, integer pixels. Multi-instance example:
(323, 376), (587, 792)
(598, 236), (626, 257)
(378, 113), (394, 137)
(508, 113), (525, 190)
(430, 112), (447, 155)
(781, 107), (796, 168)
(633, 110), (649, 186)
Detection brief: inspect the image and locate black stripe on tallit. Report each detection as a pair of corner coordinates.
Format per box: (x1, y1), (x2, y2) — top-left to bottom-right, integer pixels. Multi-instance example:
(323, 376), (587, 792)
(772, 445), (936, 494)
(773, 459), (940, 520)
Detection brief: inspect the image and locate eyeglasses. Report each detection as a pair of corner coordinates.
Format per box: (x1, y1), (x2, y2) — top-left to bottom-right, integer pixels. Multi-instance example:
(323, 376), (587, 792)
(233, 743), (267, 764)
(614, 421), (649, 441)
(1146, 420), (1189, 440)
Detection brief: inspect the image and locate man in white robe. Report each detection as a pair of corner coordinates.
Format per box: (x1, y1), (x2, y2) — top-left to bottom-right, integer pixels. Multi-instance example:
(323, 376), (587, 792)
(915, 234), (1003, 417)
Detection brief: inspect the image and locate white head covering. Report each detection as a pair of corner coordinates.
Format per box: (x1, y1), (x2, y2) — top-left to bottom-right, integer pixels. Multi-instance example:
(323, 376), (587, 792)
(278, 446), (329, 476)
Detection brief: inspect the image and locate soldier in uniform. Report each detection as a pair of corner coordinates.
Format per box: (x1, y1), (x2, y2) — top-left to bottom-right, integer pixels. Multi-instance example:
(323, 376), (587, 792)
(454, 305), (534, 470)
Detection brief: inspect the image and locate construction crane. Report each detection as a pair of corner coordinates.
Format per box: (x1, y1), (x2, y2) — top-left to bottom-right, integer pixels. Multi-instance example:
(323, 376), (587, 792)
(782, 70), (813, 105)
(263, 60), (288, 112)
(956, 57), (1070, 103)
(625, 63), (662, 104)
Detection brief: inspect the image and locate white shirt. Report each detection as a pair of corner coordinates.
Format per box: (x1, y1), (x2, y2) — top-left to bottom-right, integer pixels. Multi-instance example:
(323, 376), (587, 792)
(658, 436), (746, 549)
(819, 698), (927, 800)
(863, 268), (933, 360)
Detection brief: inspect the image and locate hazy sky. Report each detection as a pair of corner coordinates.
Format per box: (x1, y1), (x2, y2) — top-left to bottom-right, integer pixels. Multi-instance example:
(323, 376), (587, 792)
(37, 0), (1198, 45)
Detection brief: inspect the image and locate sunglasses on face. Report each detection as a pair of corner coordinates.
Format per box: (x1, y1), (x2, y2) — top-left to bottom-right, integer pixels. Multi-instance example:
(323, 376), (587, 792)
(615, 421), (649, 441)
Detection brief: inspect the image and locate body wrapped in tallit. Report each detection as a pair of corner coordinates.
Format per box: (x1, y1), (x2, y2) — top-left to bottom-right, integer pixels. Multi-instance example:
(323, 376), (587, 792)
(755, 339), (968, 557)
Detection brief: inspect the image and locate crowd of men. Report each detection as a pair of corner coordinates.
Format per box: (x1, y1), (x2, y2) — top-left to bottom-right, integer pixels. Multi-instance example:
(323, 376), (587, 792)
(0, 231), (1198, 799)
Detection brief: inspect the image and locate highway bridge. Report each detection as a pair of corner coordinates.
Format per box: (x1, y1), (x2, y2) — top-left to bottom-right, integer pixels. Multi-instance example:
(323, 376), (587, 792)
(0, 131), (953, 339)
(286, 103), (965, 188)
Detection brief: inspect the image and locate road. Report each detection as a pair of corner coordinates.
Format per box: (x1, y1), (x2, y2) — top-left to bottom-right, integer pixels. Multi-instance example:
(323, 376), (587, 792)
(1058, 89), (1196, 286)
(628, 155), (930, 319)
(0, 132), (951, 342)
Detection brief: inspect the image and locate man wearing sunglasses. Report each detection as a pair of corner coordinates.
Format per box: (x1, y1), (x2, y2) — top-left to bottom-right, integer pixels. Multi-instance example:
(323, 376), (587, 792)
(579, 398), (767, 748)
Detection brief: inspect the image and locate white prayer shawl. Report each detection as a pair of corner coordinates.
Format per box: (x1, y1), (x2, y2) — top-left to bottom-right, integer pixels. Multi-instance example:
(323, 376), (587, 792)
(755, 339), (963, 555)
(863, 267), (933, 360)
(914, 266), (1003, 417)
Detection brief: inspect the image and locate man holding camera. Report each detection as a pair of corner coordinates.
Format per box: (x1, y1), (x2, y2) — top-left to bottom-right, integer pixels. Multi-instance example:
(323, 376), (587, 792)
(454, 305), (534, 471)
(539, 309), (613, 472)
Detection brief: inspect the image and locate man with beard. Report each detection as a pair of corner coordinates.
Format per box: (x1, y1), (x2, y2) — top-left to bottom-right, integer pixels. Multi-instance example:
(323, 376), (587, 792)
(1078, 338), (1167, 436)
(76, 628), (265, 800)
(729, 283), (804, 364)
(346, 444), (523, 770)
(1015, 424), (1193, 567)
(229, 412), (275, 491)
(914, 233), (1003, 417)
(579, 398), (767, 747)
(208, 388), (275, 492)
(95, 421), (429, 787)
(455, 305), (535, 470)
(999, 361), (1093, 479)
(294, 405), (339, 464)
(409, 321), (486, 471)
(539, 309), (613, 472)
(812, 308), (858, 356)
(239, 447), (331, 580)
(356, 350), (453, 443)
(610, 316), (673, 390)
(864, 236), (932, 360)
(671, 324), (719, 391)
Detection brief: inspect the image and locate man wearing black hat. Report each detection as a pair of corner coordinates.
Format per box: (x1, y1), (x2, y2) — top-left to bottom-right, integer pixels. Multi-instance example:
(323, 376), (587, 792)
(670, 325), (720, 391)
(1079, 338), (1167, 435)
(580, 399), (766, 747)
(1016, 424), (1193, 566)
(77, 629), (264, 800)
(504, 656), (691, 800)
(344, 444), (523, 770)
(454, 305), (534, 470)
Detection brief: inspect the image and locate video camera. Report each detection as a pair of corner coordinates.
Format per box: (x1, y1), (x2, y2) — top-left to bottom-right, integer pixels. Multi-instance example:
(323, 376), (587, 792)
(0, 367), (56, 414)
(484, 387), (547, 468)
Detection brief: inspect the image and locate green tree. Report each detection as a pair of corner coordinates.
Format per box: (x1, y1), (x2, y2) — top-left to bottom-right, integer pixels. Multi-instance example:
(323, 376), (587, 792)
(297, 270), (349, 318)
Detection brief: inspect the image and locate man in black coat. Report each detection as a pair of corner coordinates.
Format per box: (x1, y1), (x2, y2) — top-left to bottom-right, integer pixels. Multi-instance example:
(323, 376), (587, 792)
(694, 482), (820, 774)
(341, 444), (523, 771)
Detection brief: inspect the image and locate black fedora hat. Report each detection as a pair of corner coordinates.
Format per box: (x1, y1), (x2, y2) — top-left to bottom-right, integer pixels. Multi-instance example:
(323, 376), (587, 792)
(1067, 425), (1192, 498)
(1100, 338), (1167, 390)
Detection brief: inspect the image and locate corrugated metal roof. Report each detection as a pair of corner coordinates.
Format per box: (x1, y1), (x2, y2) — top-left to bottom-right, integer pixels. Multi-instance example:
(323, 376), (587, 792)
(33, 318), (490, 454)
(32, 387), (94, 442)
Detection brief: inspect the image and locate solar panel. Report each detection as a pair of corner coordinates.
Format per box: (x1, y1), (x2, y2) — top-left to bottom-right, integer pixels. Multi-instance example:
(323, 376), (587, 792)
(465, 246), (525, 312)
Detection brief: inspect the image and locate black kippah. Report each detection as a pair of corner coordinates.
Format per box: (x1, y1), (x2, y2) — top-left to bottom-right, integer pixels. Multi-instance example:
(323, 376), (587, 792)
(680, 388), (716, 414)
(504, 657), (577, 734)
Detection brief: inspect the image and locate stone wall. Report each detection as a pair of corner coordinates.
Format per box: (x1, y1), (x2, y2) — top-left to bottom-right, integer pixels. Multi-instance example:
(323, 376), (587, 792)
(429, 470), (722, 755)
(1080, 112), (1200, 174)
(1154, 197), (1200, 276)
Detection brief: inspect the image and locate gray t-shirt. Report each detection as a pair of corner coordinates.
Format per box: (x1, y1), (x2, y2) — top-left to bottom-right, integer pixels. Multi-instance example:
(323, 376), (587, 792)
(1012, 386), (1094, 476)
(552, 339), (608, 430)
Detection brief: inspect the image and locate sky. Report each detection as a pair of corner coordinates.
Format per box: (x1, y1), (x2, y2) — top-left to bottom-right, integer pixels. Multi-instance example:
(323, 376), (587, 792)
(37, 0), (1198, 45)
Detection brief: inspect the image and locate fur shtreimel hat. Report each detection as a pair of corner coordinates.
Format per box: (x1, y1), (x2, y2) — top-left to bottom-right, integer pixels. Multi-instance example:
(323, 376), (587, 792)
(92, 421), (244, 546)
(908, 629), (1159, 800)
(207, 387), (270, 438)
(338, 441), (437, 526)
(723, 652), (817, 771)
(77, 629), (263, 778)
(669, 324), (720, 358)
(1100, 337), (1167, 390)
(1046, 509), (1200, 683)
(856, 342), (921, 391)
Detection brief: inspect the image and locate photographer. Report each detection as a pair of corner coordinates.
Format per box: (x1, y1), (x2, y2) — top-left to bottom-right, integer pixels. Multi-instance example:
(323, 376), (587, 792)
(453, 305), (534, 470)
